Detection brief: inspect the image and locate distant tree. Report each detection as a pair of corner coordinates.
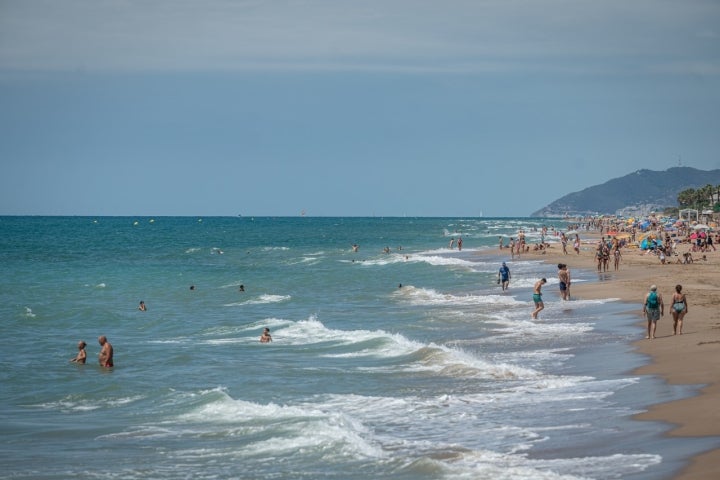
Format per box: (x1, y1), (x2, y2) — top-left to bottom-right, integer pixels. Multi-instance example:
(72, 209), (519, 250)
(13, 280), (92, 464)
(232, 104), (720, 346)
(699, 184), (715, 210)
(677, 188), (697, 208)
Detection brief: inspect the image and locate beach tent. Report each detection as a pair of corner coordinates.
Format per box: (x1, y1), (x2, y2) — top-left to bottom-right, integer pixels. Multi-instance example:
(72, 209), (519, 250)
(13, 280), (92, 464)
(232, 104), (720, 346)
(638, 233), (662, 250)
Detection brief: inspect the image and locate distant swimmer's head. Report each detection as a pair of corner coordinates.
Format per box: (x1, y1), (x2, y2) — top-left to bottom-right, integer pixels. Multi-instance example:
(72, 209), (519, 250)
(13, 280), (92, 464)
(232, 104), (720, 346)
(650, 285), (657, 291)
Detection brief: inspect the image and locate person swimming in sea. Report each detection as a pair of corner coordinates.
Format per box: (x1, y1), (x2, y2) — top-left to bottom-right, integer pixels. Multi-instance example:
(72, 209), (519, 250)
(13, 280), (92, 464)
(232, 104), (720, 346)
(259, 327), (272, 343)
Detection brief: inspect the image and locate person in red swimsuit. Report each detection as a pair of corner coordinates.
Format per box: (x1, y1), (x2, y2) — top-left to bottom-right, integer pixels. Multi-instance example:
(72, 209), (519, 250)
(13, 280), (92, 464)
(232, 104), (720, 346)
(98, 335), (114, 368)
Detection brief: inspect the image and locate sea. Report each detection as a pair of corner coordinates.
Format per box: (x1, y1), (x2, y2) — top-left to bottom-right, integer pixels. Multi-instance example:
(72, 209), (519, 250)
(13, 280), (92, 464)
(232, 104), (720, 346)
(0, 216), (716, 480)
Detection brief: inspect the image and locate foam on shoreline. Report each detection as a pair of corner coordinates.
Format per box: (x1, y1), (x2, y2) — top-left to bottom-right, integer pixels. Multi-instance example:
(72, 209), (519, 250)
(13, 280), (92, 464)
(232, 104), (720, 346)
(475, 233), (720, 479)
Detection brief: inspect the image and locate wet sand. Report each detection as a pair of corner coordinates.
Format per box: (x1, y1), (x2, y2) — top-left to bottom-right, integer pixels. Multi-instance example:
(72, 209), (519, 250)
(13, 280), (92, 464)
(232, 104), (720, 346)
(489, 235), (720, 479)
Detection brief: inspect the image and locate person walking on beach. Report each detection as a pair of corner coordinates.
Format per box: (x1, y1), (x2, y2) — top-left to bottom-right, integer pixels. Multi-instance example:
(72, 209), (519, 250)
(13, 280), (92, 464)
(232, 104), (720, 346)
(531, 278), (547, 319)
(613, 248), (622, 271)
(671, 284), (688, 335)
(98, 335), (114, 367)
(498, 262), (511, 291)
(70, 340), (87, 364)
(643, 285), (664, 339)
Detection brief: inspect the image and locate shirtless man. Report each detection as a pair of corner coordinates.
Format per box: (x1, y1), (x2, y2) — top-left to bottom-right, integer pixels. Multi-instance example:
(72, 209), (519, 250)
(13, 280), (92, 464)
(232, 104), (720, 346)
(70, 340), (87, 364)
(259, 327), (273, 343)
(558, 264), (570, 301)
(98, 335), (114, 367)
(532, 278), (547, 319)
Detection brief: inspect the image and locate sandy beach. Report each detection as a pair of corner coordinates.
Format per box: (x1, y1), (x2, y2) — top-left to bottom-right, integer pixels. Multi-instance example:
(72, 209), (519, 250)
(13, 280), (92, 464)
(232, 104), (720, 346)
(508, 234), (720, 479)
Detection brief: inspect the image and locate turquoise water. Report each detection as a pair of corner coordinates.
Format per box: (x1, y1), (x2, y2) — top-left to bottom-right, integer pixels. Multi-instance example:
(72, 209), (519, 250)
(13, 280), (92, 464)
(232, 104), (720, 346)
(0, 216), (712, 479)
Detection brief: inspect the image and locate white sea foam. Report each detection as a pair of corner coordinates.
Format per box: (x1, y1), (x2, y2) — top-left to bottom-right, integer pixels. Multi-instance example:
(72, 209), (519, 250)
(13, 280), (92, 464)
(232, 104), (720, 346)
(29, 395), (144, 413)
(434, 448), (662, 480)
(175, 389), (385, 460)
(268, 316), (541, 379)
(394, 286), (525, 307)
(285, 256), (320, 265)
(416, 254), (477, 268)
(223, 294), (291, 307)
(24, 307), (36, 317)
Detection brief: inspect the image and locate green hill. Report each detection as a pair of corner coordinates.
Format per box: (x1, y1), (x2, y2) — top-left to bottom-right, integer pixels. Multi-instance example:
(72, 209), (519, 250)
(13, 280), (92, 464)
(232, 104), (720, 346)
(531, 167), (720, 217)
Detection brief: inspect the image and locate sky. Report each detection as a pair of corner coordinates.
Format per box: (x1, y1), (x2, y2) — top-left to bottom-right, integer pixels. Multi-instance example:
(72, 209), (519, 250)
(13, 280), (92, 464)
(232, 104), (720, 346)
(1, 0), (719, 217)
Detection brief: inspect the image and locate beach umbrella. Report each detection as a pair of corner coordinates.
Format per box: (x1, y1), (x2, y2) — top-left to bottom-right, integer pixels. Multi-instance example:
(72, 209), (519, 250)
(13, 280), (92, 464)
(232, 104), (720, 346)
(694, 224), (710, 230)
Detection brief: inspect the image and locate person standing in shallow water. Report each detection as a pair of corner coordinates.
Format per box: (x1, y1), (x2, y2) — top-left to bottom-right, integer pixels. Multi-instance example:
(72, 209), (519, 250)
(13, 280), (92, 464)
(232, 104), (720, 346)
(531, 278), (547, 319)
(98, 336), (114, 367)
(558, 264), (569, 301)
(671, 284), (688, 335)
(70, 341), (87, 364)
(498, 262), (511, 291)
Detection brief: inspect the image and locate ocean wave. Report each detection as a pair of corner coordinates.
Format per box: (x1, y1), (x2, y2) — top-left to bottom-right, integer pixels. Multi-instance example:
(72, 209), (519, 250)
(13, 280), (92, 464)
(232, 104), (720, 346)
(269, 316), (540, 379)
(173, 388), (385, 460)
(28, 394), (145, 413)
(432, 448), (661, 480)
(223, 294), (291, 307)
(394, 286), (525, 307)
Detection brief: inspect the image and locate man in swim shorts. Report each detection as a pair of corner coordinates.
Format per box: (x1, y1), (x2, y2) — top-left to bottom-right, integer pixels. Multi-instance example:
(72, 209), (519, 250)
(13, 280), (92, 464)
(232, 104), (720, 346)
(98, 335), (114, 367)
(498, 262), (511, 291)
(558, 264), (570, 300)
(532, 278), (547, 319)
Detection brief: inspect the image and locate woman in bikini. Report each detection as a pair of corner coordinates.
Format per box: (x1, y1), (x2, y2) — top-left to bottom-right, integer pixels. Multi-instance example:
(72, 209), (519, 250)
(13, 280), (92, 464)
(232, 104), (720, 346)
(671, 284), (688, 335)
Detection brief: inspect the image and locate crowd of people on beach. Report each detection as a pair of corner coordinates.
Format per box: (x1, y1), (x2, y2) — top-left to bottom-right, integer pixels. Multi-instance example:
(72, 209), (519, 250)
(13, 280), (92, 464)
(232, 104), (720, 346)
(492, 213), (713, 332)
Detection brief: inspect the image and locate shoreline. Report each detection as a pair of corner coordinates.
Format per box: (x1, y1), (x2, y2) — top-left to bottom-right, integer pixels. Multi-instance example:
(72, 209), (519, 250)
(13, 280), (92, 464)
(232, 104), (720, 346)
(480, 235), (720, 479)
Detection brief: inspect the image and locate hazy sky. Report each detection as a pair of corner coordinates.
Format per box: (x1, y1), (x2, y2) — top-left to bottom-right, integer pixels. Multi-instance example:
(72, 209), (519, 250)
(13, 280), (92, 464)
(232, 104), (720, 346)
(1, 0), (719, 216)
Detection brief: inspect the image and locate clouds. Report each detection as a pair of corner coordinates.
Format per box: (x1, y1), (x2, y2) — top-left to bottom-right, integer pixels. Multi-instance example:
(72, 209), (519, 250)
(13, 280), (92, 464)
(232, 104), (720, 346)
(1, 1), (720, 216)
(1, 0), (718, 76)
